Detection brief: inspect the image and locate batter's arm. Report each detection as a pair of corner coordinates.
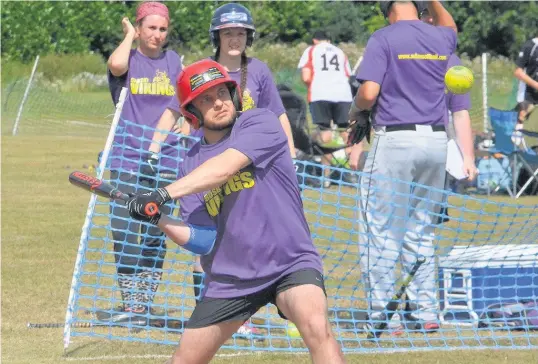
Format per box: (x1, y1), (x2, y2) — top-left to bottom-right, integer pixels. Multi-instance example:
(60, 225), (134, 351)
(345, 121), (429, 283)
(164, 148), (251, 199)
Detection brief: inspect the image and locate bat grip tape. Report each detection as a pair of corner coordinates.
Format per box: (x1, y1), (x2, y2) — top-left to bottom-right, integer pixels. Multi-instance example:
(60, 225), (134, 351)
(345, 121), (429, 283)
(144, 202), (159, 216)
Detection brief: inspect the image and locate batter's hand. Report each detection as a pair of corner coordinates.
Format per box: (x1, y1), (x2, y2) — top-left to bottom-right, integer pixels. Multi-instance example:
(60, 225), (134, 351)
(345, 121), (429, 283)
(127, 198), (162, 225)
(122, 17), (137, 40)
(128, 188), (171, 212)
(126, 188), (171, 224)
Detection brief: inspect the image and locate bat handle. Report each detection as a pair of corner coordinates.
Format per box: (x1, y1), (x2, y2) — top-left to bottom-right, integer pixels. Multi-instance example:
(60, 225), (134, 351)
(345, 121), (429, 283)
(145, 202), (159, 216)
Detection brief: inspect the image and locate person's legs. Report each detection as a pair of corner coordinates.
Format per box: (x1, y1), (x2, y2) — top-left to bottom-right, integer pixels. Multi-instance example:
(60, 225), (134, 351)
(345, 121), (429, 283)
(401, 128), (447, 330)
(358, 128), (416, 331)
(109, 171), (146, 316)
(310, 101), (335, 187)
(171, 320), (244, 364)
(172, 289), (272, 363)
(136, 176), (176, 314)
(275, 269), (346, 364)
(334, 101), (356, 183)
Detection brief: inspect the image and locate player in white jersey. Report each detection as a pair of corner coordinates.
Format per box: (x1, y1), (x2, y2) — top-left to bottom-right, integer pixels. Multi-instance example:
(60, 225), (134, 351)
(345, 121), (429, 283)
(298, 30), (354, 186)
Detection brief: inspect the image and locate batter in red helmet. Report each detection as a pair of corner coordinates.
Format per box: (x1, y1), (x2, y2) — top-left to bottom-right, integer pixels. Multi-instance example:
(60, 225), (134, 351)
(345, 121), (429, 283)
(126, 60), (346, 364)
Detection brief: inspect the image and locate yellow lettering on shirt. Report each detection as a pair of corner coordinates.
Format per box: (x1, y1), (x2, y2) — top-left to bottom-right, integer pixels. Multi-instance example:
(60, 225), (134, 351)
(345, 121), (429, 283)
(203, 170), (256, 217)
(240, 172), (255, 188)
(242, 89), (255, 111)
(130, 70), (175, 96)
(397, 53), (448, 61)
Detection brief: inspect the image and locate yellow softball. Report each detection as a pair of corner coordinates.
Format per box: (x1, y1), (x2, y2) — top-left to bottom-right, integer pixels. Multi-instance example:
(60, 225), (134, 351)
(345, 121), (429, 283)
(286, 323), (301, 338)
(445, 65), (474, 95)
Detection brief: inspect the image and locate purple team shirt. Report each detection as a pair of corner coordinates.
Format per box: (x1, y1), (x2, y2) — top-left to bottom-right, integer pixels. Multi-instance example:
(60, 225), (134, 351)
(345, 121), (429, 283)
(357, 20), (457, 126)
(109, 49), (183, 172)
(179, 108), (323, 298)
(446, 54), (471, 114)
(227, 57), (286, 116)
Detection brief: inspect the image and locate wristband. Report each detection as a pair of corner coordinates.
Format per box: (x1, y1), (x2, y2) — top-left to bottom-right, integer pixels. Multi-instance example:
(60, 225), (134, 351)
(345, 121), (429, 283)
(183, 224), (217, 255)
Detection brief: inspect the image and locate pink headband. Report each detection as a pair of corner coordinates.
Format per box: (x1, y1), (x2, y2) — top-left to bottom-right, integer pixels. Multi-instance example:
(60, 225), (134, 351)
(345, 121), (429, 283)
(136, 2), (170, 23)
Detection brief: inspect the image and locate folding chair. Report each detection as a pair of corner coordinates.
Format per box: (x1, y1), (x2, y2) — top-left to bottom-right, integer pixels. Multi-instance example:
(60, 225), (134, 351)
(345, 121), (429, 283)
(486, 108), (538, 198)
(278, 84), (355, 185)
(517, 129), (538, 197)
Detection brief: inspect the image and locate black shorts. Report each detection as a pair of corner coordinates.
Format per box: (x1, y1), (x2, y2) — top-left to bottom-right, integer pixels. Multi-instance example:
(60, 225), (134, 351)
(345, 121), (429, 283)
(309, 101), (352, 129)
(185, 268), (326, 329)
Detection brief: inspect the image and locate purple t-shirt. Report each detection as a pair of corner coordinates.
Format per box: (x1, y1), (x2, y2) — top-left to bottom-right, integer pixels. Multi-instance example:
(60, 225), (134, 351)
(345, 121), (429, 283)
(228, 57), (286, 116)
(109, 49), (183, 172)
(179, 108), (322, 298)
(446, 54), (471, 113)
(357, 20), (457, 126)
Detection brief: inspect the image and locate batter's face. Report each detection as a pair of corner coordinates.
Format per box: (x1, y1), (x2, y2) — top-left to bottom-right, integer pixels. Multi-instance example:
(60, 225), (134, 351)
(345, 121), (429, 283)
(192, 84), (236, 131)
(219, 27), (248, 57)
(137, 15), (169, 54)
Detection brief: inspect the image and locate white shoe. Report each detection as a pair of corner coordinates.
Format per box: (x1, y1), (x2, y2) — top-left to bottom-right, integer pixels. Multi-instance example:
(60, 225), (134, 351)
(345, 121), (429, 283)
(236, 323), (252, 335)
(235, 322), (265, 342)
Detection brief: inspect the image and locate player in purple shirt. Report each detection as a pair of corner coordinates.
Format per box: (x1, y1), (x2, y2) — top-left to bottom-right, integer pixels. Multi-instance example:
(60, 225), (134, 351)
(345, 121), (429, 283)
(105, 2), (183, 323)
(126, 59), (345, 364)
(348, 0), (458, 334)
(147, 2), (298, 337)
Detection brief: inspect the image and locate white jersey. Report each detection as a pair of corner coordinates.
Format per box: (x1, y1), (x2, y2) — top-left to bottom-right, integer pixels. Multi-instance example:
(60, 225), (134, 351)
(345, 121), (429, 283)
(297, 43), (353, 103)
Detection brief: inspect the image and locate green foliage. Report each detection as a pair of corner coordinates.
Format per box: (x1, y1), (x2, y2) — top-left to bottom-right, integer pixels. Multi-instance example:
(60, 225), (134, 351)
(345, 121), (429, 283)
(1, 1), (131, 62)
(445, 1), (538, 59)
(38, 53), (107, 81)
(2, 1), (537, 65)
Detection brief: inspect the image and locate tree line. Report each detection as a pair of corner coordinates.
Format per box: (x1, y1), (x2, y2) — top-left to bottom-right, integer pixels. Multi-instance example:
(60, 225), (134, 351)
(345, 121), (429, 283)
(2, 1), (537, 63)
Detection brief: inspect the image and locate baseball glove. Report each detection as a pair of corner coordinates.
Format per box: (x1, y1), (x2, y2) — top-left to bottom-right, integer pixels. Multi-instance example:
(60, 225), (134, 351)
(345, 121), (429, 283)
(347, 110), (372, 146)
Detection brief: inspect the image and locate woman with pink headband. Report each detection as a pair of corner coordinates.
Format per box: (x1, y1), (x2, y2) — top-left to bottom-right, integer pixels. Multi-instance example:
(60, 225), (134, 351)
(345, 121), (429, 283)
(105, 1), (183, 325)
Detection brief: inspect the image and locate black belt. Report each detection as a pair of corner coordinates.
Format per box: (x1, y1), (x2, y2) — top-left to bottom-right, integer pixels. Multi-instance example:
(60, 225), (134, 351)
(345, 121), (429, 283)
(385, 124), (445, 132)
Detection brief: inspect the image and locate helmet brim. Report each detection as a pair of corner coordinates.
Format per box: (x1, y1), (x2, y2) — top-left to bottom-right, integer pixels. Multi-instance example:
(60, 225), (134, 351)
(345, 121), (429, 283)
(212, 23), (255, 31)
(180, 78), (238, 109)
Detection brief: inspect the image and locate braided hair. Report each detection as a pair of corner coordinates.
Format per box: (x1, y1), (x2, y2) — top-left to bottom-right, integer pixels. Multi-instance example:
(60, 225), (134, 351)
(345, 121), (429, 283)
(214, 48), (248, 111)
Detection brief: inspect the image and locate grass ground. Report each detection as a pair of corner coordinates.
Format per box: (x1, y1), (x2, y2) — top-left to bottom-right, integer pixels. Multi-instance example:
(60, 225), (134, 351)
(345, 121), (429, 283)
(3, 131), (538, 363)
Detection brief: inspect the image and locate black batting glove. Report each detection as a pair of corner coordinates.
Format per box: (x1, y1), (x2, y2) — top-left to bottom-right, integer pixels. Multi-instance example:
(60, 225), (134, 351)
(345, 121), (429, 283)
(127, 199), (162, 225)
(348, 101), (364, 124)
(126, 188), (171, 225)
(139, 154), (160, 184)
(348, 110), (372, 146)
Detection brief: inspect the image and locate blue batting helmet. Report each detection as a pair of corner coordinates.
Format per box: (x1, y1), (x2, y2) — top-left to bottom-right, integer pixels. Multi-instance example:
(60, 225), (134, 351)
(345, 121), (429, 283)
(379, 1), (427, 18)
(209, 3), (255, 48)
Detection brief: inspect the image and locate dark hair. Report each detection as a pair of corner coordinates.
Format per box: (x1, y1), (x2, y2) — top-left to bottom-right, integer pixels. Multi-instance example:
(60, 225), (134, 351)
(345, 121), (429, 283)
(312, 30), (329, 42)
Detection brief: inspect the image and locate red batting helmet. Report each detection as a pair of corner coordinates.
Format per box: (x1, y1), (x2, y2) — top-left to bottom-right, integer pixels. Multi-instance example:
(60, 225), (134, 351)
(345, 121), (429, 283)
(177, 59), (242, 129)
